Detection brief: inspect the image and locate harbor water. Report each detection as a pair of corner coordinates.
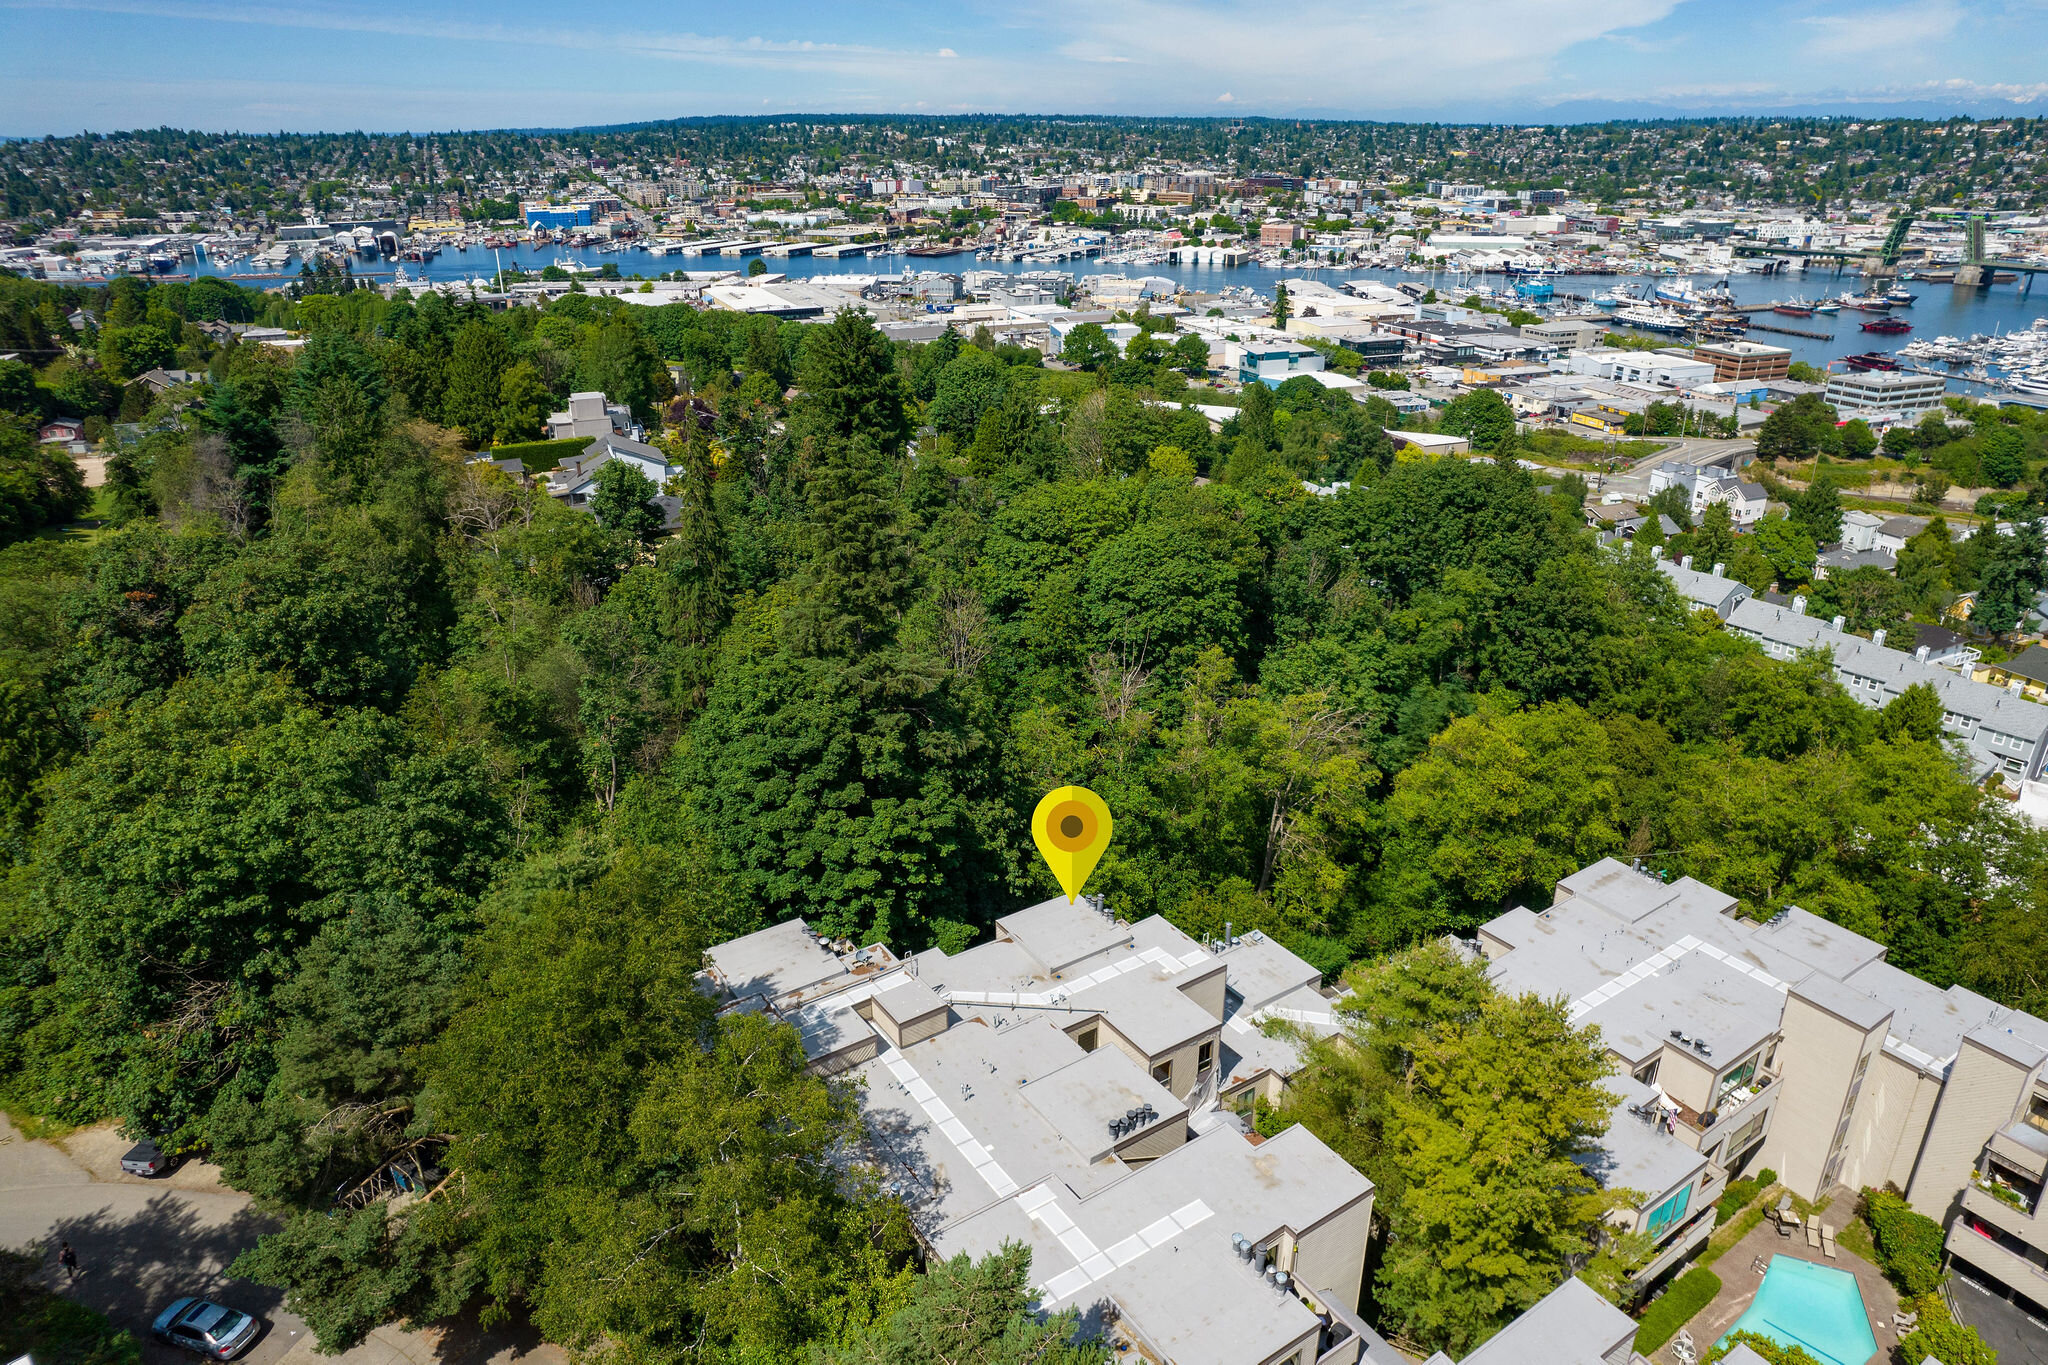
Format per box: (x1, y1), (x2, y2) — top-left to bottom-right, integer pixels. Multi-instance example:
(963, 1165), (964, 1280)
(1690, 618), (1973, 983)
(182, 242), (2048, 384)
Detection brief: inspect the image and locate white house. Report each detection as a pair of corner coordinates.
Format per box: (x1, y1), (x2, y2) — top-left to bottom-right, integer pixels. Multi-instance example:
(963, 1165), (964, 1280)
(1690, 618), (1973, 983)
(547, 391), (634, 441)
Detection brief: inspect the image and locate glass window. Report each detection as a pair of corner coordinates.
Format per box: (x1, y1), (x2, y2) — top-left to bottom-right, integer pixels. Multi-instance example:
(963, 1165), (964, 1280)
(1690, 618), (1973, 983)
(1716, 1054), (1761, 1107)
(1646, 1184), (1692, 1240)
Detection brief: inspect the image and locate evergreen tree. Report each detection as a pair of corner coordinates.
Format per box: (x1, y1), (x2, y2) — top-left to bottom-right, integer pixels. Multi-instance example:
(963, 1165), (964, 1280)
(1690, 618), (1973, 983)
(444, 319), (512, 448)
(784, 436), (914, 657)
(799, 309), (910, 454)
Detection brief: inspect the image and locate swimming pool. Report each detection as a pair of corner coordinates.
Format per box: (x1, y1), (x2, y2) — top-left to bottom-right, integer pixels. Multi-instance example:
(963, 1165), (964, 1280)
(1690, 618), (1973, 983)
(1716, 1256), (1878, 1365)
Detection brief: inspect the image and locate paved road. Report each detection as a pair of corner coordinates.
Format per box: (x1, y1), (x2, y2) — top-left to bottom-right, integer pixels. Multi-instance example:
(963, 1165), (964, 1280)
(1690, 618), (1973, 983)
(1, 1114), (561, 1365)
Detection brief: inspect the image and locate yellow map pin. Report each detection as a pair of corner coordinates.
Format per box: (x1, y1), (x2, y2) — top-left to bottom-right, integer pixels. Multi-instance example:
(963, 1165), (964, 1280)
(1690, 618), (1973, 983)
(1032, 786), (1113, 903)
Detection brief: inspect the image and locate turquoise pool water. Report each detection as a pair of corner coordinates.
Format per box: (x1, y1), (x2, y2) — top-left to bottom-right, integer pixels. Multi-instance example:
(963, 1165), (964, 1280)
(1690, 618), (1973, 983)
(1716, 1256), (1878, 1365)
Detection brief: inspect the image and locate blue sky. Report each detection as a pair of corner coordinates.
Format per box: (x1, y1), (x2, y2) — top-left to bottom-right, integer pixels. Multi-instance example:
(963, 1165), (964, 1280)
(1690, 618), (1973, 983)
(4, 0), (2046, 134)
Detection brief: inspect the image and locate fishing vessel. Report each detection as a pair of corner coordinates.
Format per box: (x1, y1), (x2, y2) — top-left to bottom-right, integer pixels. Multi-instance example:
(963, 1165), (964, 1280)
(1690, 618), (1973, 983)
(1772, 297), (1814, 317)
(1614, 303), (1692, 334)
(1884, 286), (1917, 306)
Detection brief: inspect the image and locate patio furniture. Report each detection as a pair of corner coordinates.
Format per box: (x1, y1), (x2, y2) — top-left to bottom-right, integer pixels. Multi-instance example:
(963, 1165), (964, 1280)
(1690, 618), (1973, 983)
(1672, 1328), (1697, 1365)
(1821, 1224), (1837, 1259)
(1893, 1311), (1919, 1330)
(1776, 1210), (1795, 1236)
(1806, 1215), (1822, 1248)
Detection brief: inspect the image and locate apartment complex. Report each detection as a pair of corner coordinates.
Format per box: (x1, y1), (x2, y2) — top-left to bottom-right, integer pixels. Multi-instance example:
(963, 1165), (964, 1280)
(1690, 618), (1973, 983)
(697, 898), (1375, 1365)
(1656, 556), (1754, 619)
(1483, 858), (2048, 1315)
(1725, 594), (2048, 780)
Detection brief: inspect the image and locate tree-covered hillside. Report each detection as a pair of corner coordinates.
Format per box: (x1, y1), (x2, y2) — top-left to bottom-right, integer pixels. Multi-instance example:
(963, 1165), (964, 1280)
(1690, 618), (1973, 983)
(1, 270), (2044, 1360)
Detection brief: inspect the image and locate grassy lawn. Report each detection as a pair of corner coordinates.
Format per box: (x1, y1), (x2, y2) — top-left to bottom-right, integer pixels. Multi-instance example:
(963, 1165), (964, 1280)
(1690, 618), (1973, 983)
(0, 1093), (83, 1142)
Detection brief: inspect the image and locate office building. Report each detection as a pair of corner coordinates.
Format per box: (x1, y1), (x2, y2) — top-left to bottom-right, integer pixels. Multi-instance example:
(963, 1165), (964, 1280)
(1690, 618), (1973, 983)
(1694, 341), (1792, 384)
(1822, 371), (1949, 421)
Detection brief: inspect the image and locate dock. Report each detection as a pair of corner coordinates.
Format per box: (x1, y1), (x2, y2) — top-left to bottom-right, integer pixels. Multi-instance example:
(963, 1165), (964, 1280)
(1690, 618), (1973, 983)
(1744, 321), (1835, 341)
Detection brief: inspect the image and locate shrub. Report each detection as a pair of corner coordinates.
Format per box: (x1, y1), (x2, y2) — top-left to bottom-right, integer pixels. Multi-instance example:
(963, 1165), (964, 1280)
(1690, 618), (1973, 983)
(1634, 1266), (1721, 1354)
(1862, 1187), (1945, 1297)
(1896, 1293), (1998, 1365)
(1714, 1167), (1780, 1225)
(0, 1248), (142, 1365)
(1705, 1329), (1825, 1364)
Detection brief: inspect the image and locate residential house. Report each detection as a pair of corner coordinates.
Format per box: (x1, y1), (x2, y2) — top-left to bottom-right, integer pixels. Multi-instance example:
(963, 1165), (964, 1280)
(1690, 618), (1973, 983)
(1911, 623), (1979, 672)
(544, 432), (673, 507)
(38, 417), (86, 453)
(547, 390), (636, 441)
(135, 367), (203, 394)
(1976, 645), (2048, 703)
(1647, 459), (1769, 527)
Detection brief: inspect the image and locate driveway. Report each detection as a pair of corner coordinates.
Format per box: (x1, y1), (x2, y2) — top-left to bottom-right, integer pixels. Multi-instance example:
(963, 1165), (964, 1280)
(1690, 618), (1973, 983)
(1951, 1264), (2048, 1365)
(1, 1113), (562, 1365)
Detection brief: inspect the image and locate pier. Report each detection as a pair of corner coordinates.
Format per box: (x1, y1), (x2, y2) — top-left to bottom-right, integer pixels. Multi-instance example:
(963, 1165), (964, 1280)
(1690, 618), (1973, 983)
(1744, 320), (1835, 341)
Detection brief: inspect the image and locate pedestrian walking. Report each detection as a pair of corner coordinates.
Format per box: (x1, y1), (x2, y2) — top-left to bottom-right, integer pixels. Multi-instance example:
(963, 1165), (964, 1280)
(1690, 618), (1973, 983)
(58, 1240), (79, 1280)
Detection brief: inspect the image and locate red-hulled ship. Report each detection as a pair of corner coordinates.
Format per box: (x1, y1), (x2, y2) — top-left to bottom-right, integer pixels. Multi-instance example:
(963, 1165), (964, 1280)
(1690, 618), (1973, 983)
(1860, 318), (1912, 335)
(1842, 352), (1901, 371)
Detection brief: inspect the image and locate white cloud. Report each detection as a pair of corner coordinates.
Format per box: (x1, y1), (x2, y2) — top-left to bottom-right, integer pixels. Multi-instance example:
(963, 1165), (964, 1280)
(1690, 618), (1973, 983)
(1802, 0), (1961, 57)
(1215, 91), (1234, 103)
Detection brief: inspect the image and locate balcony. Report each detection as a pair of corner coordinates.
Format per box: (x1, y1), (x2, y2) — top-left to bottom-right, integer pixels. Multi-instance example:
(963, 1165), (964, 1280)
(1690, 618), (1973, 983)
(1991, 1121), (2048, 1182)
(1964, 1181), (2042, 1243)
(1672, 1073), (1778, 1148)
(1946, 1215), (2048, 1298)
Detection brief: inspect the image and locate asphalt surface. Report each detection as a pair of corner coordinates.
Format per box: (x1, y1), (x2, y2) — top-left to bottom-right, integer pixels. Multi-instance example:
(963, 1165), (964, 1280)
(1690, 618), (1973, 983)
(1951, 1264), (2048, 1365)
(1, 1113), (561, 1365)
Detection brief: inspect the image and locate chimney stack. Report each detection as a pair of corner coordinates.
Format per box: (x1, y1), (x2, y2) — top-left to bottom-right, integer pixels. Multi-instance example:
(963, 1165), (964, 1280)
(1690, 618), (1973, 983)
(1792, 595), (1807, 615)
(1915, 645), (1931, 662)
(1711, 562), (1726, 578)
(1872, 629), (1887, 647)
(1651, 545), (1665, 560)
(1831, 614), (1847, 632)
(1681, 554), (1695, 570)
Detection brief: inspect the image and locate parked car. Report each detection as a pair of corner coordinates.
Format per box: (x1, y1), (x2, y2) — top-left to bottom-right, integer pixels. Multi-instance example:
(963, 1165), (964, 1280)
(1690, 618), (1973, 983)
(150, 1299), (260, 1359)
(120, 1138), (168, 1177)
